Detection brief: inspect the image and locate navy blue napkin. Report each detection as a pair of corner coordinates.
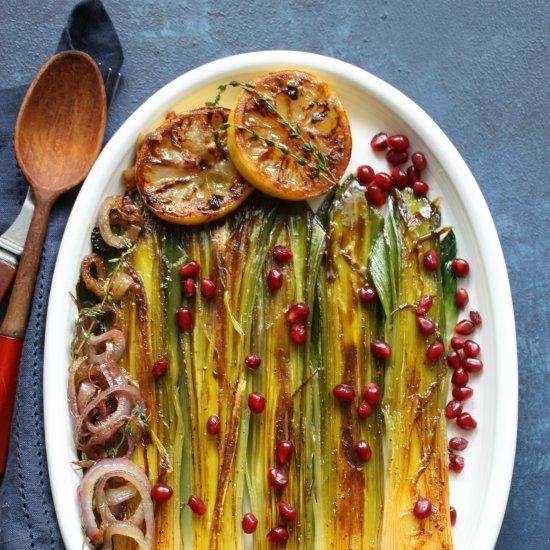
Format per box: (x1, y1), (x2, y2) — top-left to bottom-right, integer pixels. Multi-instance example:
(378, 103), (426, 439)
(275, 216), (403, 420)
(0, 2), (122, 548)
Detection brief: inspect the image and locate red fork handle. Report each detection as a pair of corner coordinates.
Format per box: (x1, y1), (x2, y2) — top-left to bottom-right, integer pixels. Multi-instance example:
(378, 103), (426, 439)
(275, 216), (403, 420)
(0, 258), (17, 304)
(0, 335), (23, 473)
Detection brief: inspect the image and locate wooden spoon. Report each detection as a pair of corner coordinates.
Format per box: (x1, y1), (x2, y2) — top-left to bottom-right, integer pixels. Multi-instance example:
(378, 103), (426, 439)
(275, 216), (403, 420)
(0, 51), (106, 472)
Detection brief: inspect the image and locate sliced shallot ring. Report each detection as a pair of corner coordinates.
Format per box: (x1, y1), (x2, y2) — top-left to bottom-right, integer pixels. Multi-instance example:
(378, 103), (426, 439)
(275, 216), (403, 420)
(98, 196), (143, 249)
(80, 253), (134, 301)
(68, 356), (89, 422)
(73, 384), (144, 449)
(78, 458), (153, 547)
(86, 329), (126, 363)
(103, 521), (149, 550)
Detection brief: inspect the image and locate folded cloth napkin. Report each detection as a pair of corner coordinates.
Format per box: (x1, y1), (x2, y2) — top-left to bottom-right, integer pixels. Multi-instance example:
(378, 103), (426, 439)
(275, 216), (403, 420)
(0, 1), (122, 548)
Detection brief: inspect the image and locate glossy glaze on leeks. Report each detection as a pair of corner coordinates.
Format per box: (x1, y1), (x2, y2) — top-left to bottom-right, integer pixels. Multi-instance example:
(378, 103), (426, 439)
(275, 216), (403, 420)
(315, 177), (385, 549)
(375, 189), (453, 549)
(246, 204), (326, 548)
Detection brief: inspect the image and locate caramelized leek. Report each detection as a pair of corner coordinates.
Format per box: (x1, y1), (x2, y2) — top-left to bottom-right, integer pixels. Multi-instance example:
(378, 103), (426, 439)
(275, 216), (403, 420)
(377, 189), (453, 549)
(315, 177), (384, 549)
(163, 195), (277, 549)
(246, 204), (326, 548)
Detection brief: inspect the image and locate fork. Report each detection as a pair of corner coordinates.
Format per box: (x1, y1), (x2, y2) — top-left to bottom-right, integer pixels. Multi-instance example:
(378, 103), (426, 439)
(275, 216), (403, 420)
(0, 64), (121, 304)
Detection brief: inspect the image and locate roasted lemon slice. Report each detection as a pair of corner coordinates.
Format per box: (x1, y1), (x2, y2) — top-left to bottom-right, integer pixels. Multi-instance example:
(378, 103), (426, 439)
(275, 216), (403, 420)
(227, 70), (352, 200)
(135, 107), (253, 224)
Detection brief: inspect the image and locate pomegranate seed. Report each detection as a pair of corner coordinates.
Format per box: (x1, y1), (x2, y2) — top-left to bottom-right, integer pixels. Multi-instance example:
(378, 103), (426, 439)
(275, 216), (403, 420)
(449, 437), (468, 451)
(449, 452), (465, 473)
(450, 506), (457, 526)
(355, 440), (372, 462)
(242, 512), (258, 534)
(245, 353), (262, 370)
(455, 319), (475, 335)
(200, 278), (216, 299)
(470, 310), (482, 326)
(286, 302), (309, 323)
(463, 340), (480, 358)
(462, 357), (483, 372)
(452, 258), (470, 278)
(151, 483), (173, 503)
(445, 399), (463, 419)
(183, 278), (196, 297)
(423, 249), (439, 271)
(451, 367), (469, 387)
(450, 337), (464, 351)
(272, 245), (293, 263)
(179, 260), (200, 278)
(449, 437), (469, 451)
(278, 501), (297, 521)
(455, 288), (469, 309)
(386, 148), (409, 166)
(391, 166), (409, 188)
(387, 134), (410, 152)
(357, 164), (375, 186)
(188, 494), (206, 515)
(374, 171), (393, 192)
(248, 392), (266, 414)
(358, 285), (377, 303)
(363, 382), (382, 405)
(413, 179), (429, 196)
(152, 357), (167, 377)
(446, 350), (462, 370)
(456, 412), (477, 430)
(370, 339), (391, 358)
(207, 414), (221, 435)
(411, 152), (427, 171)
(268, 467), (288, 489)
(289, 323), (307, 345)
(333, 384), (356, 402)
(413, 497), (433, 519)
(357, 401), (372, 418)
(426, 341), (444, 362)
(406, 164), (420, 183)
(452, 386), (474, 401)
(417, 315), (436, 335)
(267, 267), (283, 292)
(417, 294), (434, 315)
(177, 307), (193, 331)
(266, 526), (289, 542)
(276, 440), (295, 464)
(366, 184), (387, 207)
(370, 132), (388, 151)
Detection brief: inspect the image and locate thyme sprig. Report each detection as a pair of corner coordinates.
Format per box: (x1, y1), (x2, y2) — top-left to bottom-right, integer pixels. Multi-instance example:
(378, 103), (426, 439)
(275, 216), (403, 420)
(206, 80), (335, 183)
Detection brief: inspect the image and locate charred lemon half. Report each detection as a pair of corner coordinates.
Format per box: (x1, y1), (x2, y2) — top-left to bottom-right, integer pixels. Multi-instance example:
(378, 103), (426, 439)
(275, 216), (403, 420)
(135, 107), (253, 224)
(227, 70), (352, 200)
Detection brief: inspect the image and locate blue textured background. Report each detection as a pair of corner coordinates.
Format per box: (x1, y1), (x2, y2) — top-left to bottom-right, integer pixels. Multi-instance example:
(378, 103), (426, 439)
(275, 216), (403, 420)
(0, 1), (548, 548)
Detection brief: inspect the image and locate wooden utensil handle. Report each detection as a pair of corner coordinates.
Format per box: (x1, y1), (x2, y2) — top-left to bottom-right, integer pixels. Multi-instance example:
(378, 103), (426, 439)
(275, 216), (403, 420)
(0, 197), (52, 339)
(0, 257), (17, 304)
(0, 334), (23, 473)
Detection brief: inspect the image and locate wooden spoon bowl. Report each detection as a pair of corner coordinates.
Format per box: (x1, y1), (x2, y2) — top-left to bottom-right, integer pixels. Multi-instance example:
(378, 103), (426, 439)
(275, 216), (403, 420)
(0, 51), (106, 472)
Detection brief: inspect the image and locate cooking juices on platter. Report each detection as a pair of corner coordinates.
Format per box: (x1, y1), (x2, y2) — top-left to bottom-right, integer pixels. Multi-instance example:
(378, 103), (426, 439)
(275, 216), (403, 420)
(69, 69), (483, 549)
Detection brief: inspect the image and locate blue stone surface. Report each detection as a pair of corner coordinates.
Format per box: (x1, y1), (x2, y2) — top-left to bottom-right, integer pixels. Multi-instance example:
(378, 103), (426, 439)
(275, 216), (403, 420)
(0, 1), (548, 548)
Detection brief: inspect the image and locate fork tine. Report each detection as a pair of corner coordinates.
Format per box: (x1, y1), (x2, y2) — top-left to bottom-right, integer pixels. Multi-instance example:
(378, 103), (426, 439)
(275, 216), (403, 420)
(107, 71), (121, 109)
(103, 66), (112, 88)
(96, 62), (121, 109)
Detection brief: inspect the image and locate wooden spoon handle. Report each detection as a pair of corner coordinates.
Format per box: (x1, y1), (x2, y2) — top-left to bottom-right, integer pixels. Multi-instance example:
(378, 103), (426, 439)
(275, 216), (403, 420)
(0, 196), (52, 338)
